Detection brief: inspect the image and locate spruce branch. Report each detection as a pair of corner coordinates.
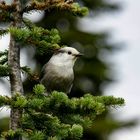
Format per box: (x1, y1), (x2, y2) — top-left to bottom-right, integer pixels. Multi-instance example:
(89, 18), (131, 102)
(0, 50), (8, 57)
(0, 65), (10, 77)
(28, 131), (45, 140)
(9, 25), (61, 56)
(60, 114), (93, 128)
(0, 50), (8, 66)
(20, 66), (40, 82)
(20, 66), (38, 81)
(21, 66), (32, 75)
(0, 2), (16, 22)
(0, 11), (13, 22)
(22, 18), (35, 29)
(0, 83), (125, 139)
(11, 93), (28, 108)
(0, 29), (9, 37)
(25, 88), (124, 115)
(83, 94), (125, 107)
(1, 129), (23, 140)
(33, 84), (45, 95)
(0, 95), (11, 107)
(23, 1), (88, 16)
(22, 111), (83, 140)
(0, 2), (16, 12)
(0, 57), (8, 65)
(0, 63), (39, 82)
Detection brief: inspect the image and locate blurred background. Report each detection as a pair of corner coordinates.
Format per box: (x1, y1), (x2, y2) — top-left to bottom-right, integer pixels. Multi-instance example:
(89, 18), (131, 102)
(0, 0), (140, 140)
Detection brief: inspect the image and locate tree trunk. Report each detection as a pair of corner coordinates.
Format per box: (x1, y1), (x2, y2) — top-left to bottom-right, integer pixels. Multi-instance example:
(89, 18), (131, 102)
(8, 0), (23, 140)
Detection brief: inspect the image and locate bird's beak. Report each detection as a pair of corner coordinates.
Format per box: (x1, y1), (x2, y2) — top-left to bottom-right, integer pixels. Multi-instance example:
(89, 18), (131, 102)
(75, 53), (84, 57)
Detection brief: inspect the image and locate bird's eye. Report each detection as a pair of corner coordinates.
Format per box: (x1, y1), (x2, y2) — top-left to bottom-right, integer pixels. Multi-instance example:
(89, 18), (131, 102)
(68, 51), (72, 55)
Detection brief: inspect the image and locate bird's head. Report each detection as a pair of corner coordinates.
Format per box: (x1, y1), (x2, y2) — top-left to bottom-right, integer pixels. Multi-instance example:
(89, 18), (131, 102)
(50, 47), (83, 67)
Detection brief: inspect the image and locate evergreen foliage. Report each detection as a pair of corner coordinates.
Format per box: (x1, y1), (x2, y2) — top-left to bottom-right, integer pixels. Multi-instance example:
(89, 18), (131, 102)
(0, 0), (125, 140)
(0, 84), (124, 139)
(35, 1), (134, 139)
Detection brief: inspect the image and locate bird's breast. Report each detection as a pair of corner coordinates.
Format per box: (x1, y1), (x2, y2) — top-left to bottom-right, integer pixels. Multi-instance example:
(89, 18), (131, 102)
(40, 63), (74, 93)
(53, 64), (74, 78)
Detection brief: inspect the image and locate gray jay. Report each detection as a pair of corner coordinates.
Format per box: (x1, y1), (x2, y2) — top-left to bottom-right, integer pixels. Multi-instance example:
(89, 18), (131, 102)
(40, 47), (83, 94)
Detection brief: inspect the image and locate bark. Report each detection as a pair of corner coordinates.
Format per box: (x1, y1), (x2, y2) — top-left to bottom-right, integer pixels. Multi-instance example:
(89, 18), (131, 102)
(8, 0), (23, 140)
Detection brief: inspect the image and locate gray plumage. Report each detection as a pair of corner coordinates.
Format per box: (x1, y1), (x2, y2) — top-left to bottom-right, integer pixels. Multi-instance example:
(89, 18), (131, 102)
(40, 47), (82, 94)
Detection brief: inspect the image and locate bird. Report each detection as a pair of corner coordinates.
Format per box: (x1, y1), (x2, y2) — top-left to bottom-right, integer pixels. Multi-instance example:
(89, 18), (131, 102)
(40, 46), (83, 94)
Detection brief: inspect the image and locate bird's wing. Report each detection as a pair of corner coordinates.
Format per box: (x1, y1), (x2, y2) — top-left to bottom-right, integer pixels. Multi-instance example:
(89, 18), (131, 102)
(39, 63), (48, 81)
(68, 83), (73, 94)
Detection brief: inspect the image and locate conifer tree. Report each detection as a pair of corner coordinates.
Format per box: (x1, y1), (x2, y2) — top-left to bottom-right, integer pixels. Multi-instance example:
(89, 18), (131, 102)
(0, 0), (124, 140)
(36, 1), (132, 140)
